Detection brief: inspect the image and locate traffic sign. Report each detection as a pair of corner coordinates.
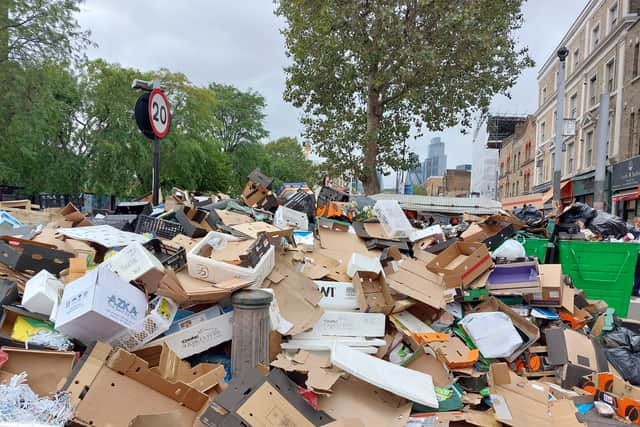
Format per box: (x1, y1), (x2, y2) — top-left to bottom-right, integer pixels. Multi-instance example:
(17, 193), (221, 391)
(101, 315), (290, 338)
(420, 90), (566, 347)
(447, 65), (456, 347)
(148, 88), (171, 138)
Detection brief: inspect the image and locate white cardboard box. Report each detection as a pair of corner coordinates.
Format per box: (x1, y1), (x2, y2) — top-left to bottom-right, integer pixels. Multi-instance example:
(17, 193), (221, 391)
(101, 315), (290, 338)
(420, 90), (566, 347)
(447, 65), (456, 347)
(273, 205), (309, 231)
(101, 242), (165, 287)
(346, 253), (383, 278)
(314, 281), (358, 311)
(55, 268), (149, 345)
(304, 311), (386, 337)
(187, 231), (275, 287)
(144, 310), (233, 359)
(22, 270), (64, 316)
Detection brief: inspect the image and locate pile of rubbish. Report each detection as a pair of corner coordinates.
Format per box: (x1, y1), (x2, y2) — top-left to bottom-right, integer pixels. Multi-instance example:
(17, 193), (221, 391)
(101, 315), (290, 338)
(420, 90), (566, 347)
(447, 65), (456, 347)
(0, 170), (639, 426)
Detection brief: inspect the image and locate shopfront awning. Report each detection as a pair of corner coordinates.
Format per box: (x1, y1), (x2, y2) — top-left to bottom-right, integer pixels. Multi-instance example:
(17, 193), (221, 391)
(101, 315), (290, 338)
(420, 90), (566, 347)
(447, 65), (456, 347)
(612, 189), (640, 203)
(542, 180), (573, 203)
(500, 193), (545, 210)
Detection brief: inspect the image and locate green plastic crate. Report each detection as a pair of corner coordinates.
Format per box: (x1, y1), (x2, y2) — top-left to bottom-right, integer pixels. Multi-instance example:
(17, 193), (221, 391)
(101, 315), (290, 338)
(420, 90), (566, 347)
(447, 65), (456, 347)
(512, 235), (550, 264)
(558, 240), (640, 317)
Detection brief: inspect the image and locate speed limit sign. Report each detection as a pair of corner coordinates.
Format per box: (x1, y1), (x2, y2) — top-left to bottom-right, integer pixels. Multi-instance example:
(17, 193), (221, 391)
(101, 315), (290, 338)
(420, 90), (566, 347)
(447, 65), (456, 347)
(148, 88), (171, 138)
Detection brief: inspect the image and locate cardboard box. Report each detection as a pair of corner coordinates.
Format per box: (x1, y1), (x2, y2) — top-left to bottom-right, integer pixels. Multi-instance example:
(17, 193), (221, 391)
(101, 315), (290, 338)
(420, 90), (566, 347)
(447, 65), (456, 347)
(487, 260), (541, 294)
(64, 342), (210, 426)
(429, 336), (479, 369)
(145, 310), (232, 359)
(314, 281), (358, 311)
(101, 242), (165, 291)
(21, 269), (64, 316)
(1, 346), (75, 396)
(240, 169), (273, 207)
(274, 205), (309, 231)
(459, 312), (524, 359)
(386, 259), (449, 309)
(545, 327), (609, 388)
(526, 264), (575, 311)
(55, 268), (149, 345)
(156, 269), (245, 307)
(351, 271), (395, 314)
(0, 236), (73, 275)
(461, 219), (515, 251)
(307, 311), (385, 337)
(202, 368), (331, 427)
(108, 296), (178, 351)
(489, 362), (584, 427)
(0, 305), (54, 348)
(473, 297), (539, 362)
(346, 253), (383, 278)
(426, 241), (493, 289)
(187, 231), (275, 287)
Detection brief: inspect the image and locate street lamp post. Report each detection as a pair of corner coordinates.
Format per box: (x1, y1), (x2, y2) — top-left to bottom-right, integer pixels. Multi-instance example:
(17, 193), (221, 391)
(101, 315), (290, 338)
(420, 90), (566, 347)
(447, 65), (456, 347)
(553, 47), (569, 214)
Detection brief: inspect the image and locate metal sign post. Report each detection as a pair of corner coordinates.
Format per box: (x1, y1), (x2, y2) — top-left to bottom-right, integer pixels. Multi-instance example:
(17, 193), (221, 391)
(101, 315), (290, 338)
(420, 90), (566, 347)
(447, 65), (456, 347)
(553, 47), (569, 214)
(133, 80), (172, 206)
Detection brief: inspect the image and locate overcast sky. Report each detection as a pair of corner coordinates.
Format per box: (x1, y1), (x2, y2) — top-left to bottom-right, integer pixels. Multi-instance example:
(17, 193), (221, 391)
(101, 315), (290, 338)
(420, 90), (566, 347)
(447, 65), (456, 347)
(77, 0), (587, 172)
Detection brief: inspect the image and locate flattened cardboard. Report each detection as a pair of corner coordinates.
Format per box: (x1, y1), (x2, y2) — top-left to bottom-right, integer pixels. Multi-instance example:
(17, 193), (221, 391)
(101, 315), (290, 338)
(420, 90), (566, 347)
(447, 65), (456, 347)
(331, 343), (438, 407)
(236, 382), (316, 427)
(461, 220), (515, 250)
(386, 258), (448, 309)
(317, 223), (369, 264)
(489, 362), (583, 427)
(262, 262), (323, 335)
(271, 350), (344, 391)
(318, 377), (411, 427)
(230, 221), (281, 238)
(545, 327), (608, 388)
(351, 271), (395, 314)
(1, 346), (75, 396)
(214, 209), (254, 226)
(473, 297), (540, 362)
(403, 349), (451, 388)
(426, 242), (493, 289)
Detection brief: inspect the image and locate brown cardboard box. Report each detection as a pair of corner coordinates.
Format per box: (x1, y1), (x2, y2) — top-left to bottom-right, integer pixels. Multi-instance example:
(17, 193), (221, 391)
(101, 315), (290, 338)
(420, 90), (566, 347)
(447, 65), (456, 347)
(426, 241), (493, 289)
(489, 362), (583, 427)
(0, 346), (75, 396)
(473, 297), (540, 362)
(525, 264), (575, 311)
(386, 259), (450, 309)
(352, 271), (395, 314)
(430, 336), (479, 369)
(545, 327), (609, 389)
(65, 342), (211, 427)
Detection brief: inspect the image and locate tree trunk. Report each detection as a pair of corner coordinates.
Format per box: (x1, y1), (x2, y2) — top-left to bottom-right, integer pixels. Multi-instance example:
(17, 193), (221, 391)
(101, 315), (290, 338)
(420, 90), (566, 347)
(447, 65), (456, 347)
(0, 0), (8, 62)
(362, 87), (381, 195)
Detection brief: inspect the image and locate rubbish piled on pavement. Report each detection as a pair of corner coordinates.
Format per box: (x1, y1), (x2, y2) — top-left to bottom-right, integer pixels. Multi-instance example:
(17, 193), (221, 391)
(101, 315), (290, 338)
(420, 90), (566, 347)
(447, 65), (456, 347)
(0, 171), (640, 426)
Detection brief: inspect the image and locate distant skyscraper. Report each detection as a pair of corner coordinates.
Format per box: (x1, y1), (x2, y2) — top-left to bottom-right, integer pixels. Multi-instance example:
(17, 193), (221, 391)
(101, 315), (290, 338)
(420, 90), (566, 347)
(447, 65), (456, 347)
(424, 137), (447, 179)
(456, 164), (472, 171)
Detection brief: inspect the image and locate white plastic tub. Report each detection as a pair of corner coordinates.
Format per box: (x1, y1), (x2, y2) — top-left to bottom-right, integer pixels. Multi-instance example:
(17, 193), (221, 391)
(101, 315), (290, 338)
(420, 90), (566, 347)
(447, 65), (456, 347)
(187, 231), (275, 287)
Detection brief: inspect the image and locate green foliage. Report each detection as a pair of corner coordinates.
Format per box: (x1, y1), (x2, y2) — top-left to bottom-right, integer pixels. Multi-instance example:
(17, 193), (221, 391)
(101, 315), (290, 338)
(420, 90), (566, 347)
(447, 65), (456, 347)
(264, 137), (314, 187)
(276, 0), (533, 193)
(208, 83), (269, 153)
(0, 0), (91, 64)
(412, 185), (428, 196)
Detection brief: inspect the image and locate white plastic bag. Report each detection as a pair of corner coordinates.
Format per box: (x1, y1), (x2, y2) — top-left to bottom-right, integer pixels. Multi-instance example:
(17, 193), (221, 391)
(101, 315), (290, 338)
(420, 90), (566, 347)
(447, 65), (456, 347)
(493, 240), (525, 260)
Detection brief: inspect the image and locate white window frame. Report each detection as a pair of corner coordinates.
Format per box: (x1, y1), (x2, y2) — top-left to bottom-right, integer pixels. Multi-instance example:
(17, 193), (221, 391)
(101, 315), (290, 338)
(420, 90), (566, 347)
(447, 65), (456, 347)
(606, 60), (615, 93)
(592, 24), (600, 50)
(589, 75), (598, 106)
(569, 93), (578, 118)
(585, 131), (593, 168)
(573, 49), (580, 72)
(609, 2), (618, 34)
(540, 121), (546, 141)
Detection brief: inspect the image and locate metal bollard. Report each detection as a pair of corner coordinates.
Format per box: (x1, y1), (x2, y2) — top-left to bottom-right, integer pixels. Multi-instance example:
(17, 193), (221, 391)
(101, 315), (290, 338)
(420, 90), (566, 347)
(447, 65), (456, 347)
(230, 289), (273, 378)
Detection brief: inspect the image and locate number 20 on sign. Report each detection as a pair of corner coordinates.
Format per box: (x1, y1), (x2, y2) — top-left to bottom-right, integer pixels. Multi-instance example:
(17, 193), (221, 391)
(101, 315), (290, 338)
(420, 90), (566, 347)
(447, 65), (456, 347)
(148, 88), (171, 139)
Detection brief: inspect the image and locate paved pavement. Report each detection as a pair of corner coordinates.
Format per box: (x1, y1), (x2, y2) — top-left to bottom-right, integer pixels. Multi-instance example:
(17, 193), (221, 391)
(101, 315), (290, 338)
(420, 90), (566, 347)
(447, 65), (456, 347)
(628, 297), (640, 320)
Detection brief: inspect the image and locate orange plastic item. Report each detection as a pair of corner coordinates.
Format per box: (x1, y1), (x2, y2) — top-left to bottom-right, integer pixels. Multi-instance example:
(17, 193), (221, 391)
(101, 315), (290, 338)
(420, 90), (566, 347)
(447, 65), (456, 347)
(447, 349), (480, 369)
(316, 202), (353, 221)
(559, 310), (589, 329)
(584, 373), (640, 424)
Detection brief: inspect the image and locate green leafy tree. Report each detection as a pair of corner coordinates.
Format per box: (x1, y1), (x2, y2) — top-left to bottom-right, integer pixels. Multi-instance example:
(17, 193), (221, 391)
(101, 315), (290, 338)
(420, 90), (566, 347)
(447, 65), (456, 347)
(0, 0), (90, 64)
(208, 83), (269, 152)
(264, 137), (314, 187)
(276, 0), (533, 194)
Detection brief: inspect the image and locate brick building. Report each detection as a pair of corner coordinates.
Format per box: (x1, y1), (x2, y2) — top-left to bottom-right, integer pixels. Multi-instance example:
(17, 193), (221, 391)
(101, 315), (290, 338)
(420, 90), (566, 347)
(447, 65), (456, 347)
(498, 116), (536, 201)
(534, 0), (640, 211)
(424, 170), (470, 197)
